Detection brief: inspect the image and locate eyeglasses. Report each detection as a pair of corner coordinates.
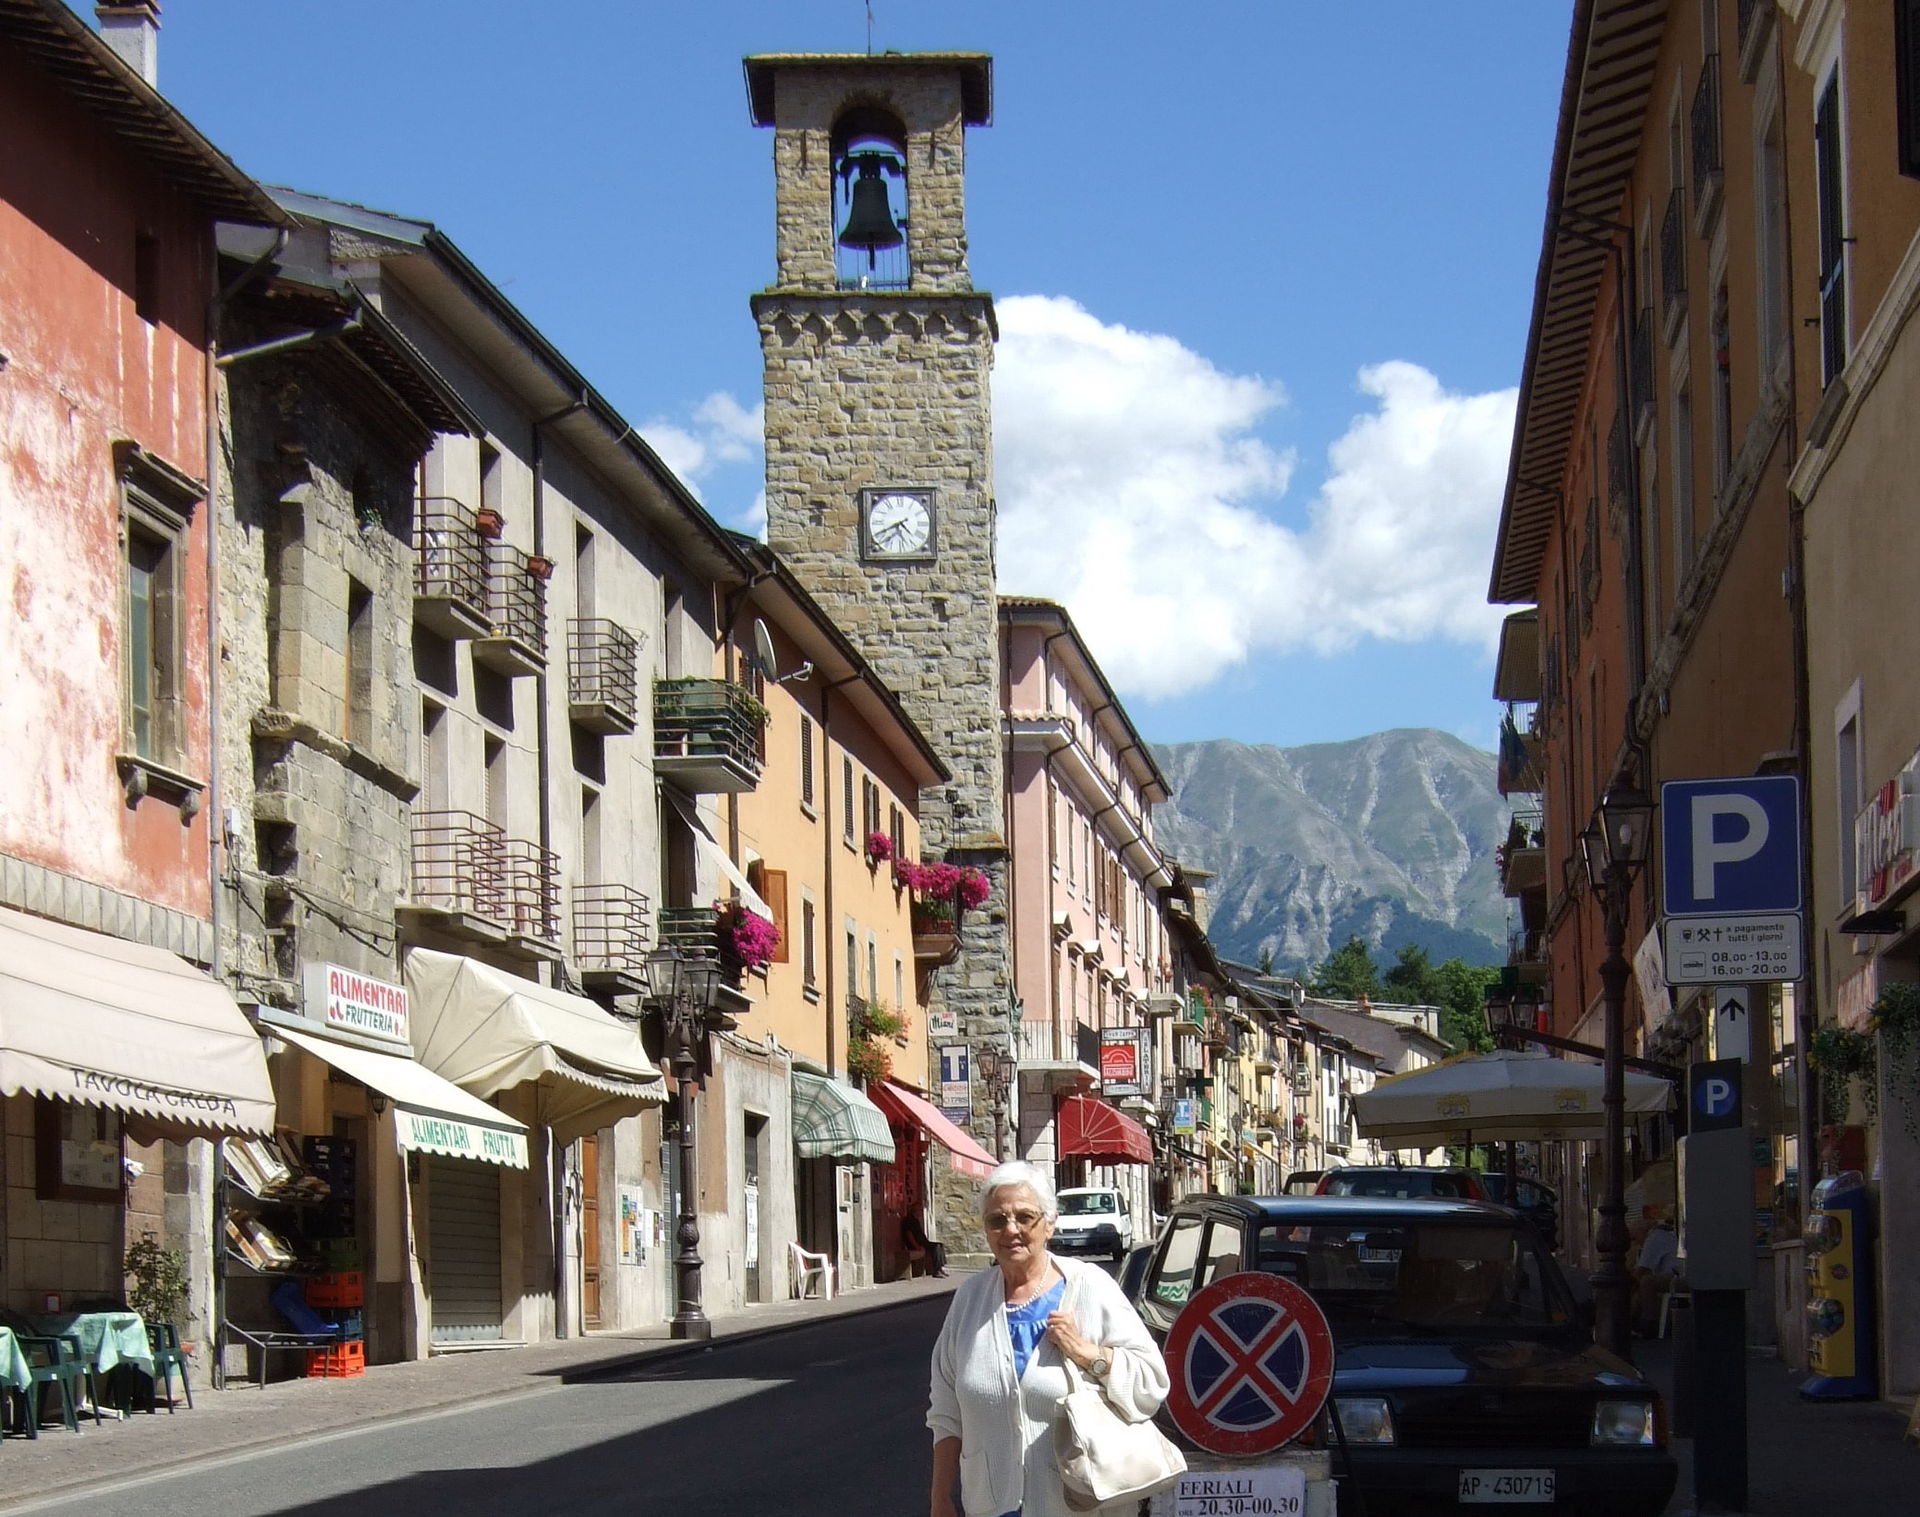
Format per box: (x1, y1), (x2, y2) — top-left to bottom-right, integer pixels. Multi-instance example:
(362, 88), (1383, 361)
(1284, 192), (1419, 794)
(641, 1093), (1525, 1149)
(985, 1208), (1045, 1231)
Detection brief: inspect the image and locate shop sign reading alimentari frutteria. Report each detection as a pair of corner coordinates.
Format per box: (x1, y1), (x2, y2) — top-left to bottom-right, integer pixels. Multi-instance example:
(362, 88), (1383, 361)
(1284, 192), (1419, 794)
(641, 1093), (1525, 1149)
(302, 961), (410, 1047)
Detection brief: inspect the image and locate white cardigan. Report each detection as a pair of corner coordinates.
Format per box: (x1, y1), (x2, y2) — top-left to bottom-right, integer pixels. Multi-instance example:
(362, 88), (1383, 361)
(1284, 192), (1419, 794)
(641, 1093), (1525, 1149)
(929, 1256), (1171, 1517)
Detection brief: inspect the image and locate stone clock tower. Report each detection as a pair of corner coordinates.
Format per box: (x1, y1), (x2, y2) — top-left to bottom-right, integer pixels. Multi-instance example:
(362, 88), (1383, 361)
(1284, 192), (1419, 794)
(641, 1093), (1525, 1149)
(748, 53), (1007, 1236)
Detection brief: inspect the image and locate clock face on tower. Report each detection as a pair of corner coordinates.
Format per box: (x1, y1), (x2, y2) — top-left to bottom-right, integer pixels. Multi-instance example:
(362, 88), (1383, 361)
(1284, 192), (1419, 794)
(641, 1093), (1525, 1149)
(861, 488), (937, 561)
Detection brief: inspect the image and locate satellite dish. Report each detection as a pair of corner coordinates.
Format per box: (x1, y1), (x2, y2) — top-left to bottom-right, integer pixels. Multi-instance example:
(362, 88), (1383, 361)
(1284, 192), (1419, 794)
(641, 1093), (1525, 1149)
(752, 618), (779, 681)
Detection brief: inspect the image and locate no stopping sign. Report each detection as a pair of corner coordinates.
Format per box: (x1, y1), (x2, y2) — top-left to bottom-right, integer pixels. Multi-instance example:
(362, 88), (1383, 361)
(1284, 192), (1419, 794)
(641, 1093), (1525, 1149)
(1163, 1272), (1335, 1456)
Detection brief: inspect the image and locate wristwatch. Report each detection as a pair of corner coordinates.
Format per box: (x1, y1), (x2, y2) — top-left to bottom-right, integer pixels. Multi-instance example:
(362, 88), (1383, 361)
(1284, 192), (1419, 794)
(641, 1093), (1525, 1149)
(1086, 1354), (1111, 1379)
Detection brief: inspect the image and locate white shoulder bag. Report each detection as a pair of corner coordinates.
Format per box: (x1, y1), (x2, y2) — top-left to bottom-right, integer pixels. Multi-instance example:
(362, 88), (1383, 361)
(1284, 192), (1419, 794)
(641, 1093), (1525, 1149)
(1051, 1273), (1187, 1511)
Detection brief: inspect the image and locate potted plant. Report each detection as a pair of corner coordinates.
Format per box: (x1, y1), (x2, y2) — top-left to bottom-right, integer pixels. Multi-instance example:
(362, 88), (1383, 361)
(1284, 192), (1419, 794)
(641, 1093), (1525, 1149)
(1869, 981), (1920, 1138)
(715, 899), (780, 976)
(864, 830), (894, 866)
(524, 553), (555, 581)
(474, 505), (505, 538)
(846, 1034), (892, 1085)
(1810, 1022), (1877, 1126)
(124, 1230), (188, 1328)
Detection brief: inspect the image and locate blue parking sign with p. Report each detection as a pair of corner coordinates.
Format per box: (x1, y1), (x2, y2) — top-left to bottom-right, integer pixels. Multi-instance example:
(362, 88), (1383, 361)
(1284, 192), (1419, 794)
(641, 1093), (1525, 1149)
(1661, 776), (1801, 916)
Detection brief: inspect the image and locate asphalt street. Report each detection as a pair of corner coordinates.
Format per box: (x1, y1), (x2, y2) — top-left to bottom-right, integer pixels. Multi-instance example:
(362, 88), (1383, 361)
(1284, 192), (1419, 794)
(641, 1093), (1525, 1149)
(12, 1297), (952, 1517)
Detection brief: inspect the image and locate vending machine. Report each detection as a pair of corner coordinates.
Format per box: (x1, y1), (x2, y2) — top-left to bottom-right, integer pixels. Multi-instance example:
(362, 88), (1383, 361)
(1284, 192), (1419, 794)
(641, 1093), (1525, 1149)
(1801, 1170), (1876, 1400)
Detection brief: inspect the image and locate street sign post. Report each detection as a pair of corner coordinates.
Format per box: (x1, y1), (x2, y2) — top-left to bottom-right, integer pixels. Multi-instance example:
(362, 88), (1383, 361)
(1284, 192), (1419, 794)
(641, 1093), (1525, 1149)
(1661, 777), (1801, 916)
(1713, 988), (1752, 1062)
(1661, 913), (1803, 983)
(1163, 1273), (1335, 1457)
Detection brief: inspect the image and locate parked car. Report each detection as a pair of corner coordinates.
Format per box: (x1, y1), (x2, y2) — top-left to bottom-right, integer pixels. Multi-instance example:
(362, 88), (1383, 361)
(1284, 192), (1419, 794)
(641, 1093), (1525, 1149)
(1128, 1194), (1677, 1516)
(1283, 1169), (1325, 1195)
(1478, 1172), (1561, 1250)
(1051, 1185), (1134, 1261)
(1315, 1165), (1488, 1200)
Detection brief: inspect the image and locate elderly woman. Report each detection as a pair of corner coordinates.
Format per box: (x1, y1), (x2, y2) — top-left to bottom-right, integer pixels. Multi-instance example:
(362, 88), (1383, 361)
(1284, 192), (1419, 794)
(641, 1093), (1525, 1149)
(928, 1161), (1169, 1517)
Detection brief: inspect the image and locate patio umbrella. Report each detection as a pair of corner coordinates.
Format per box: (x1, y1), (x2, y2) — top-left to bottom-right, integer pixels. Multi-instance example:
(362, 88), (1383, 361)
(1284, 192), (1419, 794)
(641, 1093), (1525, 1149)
(1351, 1049), (1673, 1145)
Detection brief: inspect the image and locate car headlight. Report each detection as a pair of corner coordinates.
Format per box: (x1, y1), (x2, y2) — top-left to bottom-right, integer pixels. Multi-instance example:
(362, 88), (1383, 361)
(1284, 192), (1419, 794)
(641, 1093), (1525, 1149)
(1592, 1399), (1657, 1446)
(1332, 1396), (1396, 1445)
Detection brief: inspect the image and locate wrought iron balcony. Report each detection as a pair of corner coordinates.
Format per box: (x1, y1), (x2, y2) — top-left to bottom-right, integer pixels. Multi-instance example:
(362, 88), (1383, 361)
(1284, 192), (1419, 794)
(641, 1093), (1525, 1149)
(474, 542), (549, 678)
(573, 882), (652, 995)
(1691, 54), (1723, 227)
(656, 904), (722, 958)
(413, 498), (491, 640)
(499, 836), (561, 945)
(1661, 186), (1688, 336)
(653, 678), (766, 793)
(403, 811), (561, 955)
(568, 619), (639, 735)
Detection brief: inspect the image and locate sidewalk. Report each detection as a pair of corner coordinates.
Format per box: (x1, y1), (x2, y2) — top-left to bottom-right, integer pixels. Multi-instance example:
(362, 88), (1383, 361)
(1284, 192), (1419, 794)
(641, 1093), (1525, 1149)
(1639, 1339), (1918, 1515)
(0, 1271), (959, 1510)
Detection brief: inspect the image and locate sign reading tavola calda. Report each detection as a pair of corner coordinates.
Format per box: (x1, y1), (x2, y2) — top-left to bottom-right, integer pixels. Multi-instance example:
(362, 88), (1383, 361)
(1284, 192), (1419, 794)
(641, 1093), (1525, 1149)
(303, 962), (409, 1047)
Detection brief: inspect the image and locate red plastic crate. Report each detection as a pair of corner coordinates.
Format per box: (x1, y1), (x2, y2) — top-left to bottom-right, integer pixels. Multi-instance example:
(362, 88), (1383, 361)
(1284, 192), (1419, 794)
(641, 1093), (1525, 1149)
(305, 1340), (365, 1378)
(306, 1271), (364, 1308)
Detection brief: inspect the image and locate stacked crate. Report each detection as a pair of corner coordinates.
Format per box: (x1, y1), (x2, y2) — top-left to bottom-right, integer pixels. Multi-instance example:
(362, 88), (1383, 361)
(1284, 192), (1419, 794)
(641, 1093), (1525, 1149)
(302, 1137), (364, 1376)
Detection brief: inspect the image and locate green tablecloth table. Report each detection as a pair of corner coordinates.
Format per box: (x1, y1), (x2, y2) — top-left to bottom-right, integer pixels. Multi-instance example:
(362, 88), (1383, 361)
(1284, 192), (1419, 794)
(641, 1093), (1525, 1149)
(30, 1312), (153, 1378)
(0, 1327), (31, 1394)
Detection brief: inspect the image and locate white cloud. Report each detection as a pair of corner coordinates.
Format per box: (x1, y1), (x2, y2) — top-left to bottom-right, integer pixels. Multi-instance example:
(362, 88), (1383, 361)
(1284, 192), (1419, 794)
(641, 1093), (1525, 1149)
(641, 390), (765, 532)
(993, 296), (1515, 700)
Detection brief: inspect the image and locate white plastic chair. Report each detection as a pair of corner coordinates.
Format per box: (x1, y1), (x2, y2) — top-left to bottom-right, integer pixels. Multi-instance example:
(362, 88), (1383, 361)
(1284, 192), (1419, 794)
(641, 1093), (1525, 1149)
(789, 1241), (835, 1300)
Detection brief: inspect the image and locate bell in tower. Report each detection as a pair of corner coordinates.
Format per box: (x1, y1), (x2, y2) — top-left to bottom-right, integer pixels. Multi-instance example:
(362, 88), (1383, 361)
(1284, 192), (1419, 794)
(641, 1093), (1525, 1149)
(832, 106), (908, 287)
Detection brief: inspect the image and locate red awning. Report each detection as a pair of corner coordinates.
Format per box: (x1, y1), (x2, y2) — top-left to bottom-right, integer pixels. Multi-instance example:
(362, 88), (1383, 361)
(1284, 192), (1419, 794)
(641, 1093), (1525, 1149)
(1058, 1094), (1153, 1165)
(870, 1080), (1000, 1178)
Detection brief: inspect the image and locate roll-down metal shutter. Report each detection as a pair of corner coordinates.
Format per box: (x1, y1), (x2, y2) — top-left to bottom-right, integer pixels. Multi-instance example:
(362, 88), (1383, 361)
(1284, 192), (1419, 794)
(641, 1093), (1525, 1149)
(427, 1156), (503, 1343)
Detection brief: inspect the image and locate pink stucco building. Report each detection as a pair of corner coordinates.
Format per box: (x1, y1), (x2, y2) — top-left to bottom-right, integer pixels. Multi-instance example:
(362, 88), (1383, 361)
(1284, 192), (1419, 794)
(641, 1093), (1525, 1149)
(1000, 598), (1176, 1225)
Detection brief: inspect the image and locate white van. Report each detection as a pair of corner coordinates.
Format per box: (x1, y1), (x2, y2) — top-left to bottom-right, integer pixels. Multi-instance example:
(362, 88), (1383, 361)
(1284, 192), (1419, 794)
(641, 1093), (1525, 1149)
(1052, 1186), (1133, 1261)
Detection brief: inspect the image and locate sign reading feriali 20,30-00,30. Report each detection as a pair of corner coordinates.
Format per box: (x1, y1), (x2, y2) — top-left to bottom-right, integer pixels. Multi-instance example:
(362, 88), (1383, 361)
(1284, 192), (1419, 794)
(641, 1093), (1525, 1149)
(1660, 777), (1804, 985)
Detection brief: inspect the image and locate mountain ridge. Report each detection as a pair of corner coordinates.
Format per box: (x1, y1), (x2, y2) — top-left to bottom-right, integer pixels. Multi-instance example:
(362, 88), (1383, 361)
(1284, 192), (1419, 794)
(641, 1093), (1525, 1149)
(1150, 727), (1507, 973)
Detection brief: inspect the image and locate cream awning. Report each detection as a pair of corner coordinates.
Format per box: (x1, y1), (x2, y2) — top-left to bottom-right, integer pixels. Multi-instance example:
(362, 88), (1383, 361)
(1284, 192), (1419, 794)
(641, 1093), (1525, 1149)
(269, 1024), (529, 1168)
(791, 1071), (896, 1164)
(0, 905), (275, 1140)
(404, 948), (665, 1143)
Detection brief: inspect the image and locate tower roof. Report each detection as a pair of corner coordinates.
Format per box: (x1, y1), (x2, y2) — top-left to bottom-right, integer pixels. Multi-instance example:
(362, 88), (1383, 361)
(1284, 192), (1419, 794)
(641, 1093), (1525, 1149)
(743, 52), (992, 128)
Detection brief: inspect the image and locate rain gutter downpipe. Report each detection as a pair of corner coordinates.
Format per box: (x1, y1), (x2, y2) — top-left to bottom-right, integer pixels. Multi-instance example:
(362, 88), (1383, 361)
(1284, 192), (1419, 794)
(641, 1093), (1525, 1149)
(531, 392), (587, 1340)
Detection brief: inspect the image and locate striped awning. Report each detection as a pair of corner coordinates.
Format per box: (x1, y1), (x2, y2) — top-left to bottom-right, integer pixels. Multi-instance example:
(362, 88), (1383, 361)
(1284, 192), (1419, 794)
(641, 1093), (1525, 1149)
(1058, 1093), (1153, 1165)
(791, 1071), (896, 1164)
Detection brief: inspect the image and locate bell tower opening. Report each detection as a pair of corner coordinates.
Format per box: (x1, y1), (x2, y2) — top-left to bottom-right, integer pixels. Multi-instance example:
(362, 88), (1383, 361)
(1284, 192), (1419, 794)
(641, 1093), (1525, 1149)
(832, 105), (908, 290)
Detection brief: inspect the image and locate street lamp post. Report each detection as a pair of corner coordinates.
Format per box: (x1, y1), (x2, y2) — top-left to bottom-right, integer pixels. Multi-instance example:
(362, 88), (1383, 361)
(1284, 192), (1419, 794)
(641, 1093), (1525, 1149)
(976, 1043), (1013, 1161)
(1579, 779), (1654, 1363)
(644, 945), (724, 1341)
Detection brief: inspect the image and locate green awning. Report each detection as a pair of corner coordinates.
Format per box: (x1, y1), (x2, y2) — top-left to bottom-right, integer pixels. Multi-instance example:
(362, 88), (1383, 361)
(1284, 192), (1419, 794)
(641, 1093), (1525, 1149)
(791, 1071), (896, 1164)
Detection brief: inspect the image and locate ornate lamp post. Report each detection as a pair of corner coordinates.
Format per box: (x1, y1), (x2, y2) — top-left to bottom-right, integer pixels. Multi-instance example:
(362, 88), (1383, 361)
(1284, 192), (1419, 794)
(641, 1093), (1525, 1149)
(644, 944), (724, 1340)
(1579, 778), (1655, 1361)
(976, 1043), (1014, 1162)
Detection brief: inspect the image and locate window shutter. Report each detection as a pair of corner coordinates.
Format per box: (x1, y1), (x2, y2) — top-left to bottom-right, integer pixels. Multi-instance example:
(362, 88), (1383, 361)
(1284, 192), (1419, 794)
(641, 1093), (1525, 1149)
(799, 715), (815, 808)
(843, 757), (855, 841)
(1901, 0), (1920, 179)
(761, 868), (790, 963)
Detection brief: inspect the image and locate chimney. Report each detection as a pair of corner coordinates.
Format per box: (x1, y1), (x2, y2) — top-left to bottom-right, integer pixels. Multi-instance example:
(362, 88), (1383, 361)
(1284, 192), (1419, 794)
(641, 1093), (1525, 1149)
(97, 2), (160, 87)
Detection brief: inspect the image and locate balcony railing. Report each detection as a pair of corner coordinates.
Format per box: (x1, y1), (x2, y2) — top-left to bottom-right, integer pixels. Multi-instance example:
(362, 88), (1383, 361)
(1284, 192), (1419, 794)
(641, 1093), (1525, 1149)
(1691, 54), (1724, 226)
(474, 542), (548, 677)
(568, 619), (640, 735)
(499, 837), (561, 944)
(657, 905), (722, 958)
(653, 678), (766, 793)
(1661, 186), (1688, 335)
(573, 882), (652, 992)
(409, 810), (507, 923)
(413, 498), (490, 640)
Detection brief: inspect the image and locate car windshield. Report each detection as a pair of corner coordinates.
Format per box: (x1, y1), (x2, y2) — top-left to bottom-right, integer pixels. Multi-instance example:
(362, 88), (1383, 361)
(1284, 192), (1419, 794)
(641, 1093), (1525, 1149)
(1059, 1193), (1116, 1216)
(1253, 1219), (1575, 1336)
(1323, 1171), (1471, 1199)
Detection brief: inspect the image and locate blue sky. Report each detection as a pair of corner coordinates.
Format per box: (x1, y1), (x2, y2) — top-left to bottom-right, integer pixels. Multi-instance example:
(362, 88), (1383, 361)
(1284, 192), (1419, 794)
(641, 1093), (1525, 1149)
(131, 0), (1569, 753)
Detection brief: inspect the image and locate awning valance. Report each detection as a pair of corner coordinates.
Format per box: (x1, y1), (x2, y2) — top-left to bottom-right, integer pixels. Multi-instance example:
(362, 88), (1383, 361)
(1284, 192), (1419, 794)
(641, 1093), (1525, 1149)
(404, 949), (665, 1143)
(791, 1071), (896, 1163)
(269, 1024), (529, 1168)
(0, 905), (275, 1140)
(1058, 1094), (1153, 1165)
(871, 1079), (998, 1178)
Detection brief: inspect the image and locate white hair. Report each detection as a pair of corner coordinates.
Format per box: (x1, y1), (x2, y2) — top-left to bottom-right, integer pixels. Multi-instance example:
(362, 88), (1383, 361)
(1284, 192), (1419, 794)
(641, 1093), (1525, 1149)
(980, 1160), (1057, 1219)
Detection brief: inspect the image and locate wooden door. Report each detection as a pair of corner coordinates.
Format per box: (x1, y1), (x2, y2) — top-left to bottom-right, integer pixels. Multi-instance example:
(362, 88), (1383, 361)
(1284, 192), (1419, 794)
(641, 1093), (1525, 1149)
(580, 1134), (601, 1328)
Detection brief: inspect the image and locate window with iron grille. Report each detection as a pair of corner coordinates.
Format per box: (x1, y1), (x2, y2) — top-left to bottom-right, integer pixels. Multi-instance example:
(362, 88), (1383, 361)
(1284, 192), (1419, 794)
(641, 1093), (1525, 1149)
(1815, 74), (1848, 386)
(843, 756), (855, 843)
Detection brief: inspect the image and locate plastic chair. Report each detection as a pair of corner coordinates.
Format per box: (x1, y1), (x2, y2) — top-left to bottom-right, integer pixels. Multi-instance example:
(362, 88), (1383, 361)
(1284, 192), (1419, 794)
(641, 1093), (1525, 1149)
(143, 1324), (194, 1413)
(788, 1241), (835, 1300)
(20, 1336), (89, 1436)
